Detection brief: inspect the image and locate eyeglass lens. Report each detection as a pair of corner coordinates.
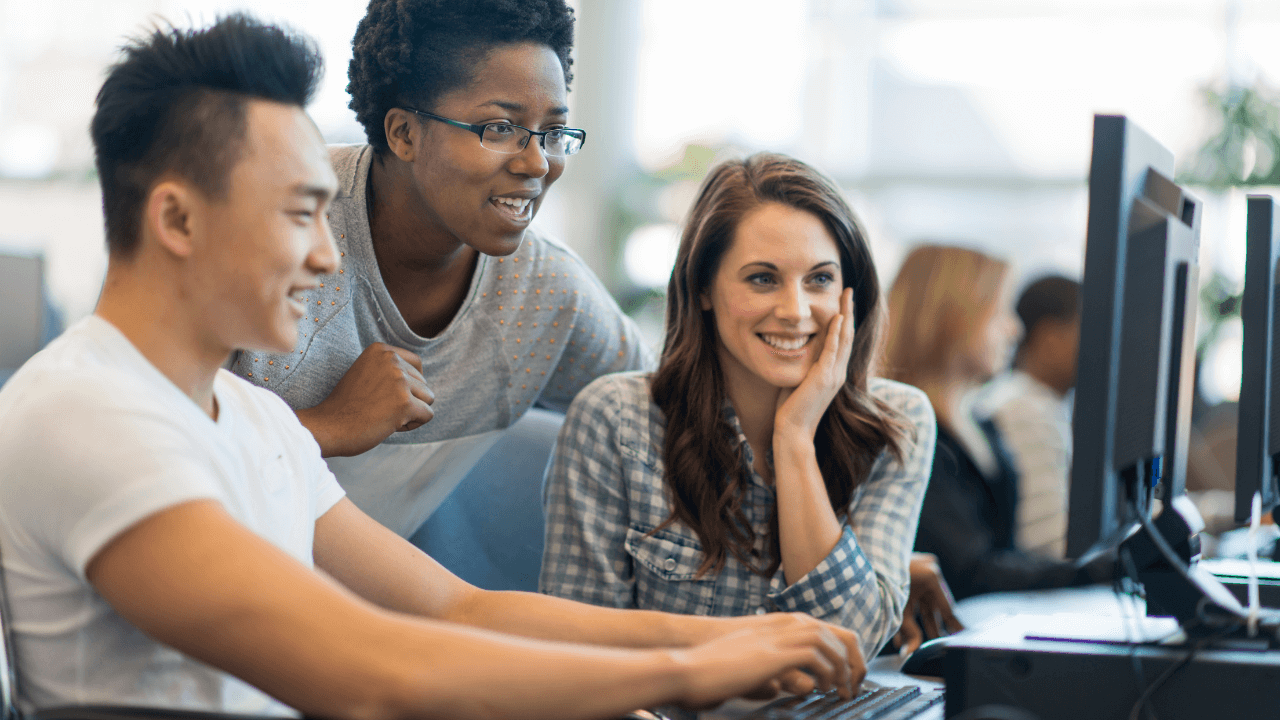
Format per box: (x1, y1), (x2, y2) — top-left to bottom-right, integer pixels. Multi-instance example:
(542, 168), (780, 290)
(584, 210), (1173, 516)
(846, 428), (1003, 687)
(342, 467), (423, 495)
(479, 125), (584, 156)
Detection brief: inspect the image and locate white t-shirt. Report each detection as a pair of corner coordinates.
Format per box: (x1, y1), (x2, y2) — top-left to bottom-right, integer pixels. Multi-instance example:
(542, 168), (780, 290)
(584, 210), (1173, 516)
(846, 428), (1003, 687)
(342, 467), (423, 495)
(0, 316), (346, 716)
(974, 370), (1073, 559)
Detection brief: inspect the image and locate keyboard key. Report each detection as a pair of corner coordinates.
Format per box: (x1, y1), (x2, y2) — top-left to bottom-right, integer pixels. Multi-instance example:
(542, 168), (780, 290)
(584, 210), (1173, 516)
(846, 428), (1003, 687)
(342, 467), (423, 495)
(747, 685), (938, 720)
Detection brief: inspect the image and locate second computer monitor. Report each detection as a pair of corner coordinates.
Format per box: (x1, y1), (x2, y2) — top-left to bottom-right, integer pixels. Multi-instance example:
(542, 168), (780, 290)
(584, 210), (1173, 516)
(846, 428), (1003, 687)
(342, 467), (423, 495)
(1066, 114), (1202, 559)
(1235, 195), (1280, 523)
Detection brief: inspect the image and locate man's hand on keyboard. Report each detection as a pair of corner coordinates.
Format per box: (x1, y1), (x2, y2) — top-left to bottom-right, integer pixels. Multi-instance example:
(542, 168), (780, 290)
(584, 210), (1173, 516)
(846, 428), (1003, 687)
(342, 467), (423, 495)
(667, 612), (865, 710)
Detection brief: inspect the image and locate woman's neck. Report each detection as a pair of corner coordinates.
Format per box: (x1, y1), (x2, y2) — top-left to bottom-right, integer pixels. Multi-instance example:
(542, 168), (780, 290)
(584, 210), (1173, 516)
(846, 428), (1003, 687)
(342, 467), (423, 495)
(721, 366), (782, 479)
(367, 156), (479, 338)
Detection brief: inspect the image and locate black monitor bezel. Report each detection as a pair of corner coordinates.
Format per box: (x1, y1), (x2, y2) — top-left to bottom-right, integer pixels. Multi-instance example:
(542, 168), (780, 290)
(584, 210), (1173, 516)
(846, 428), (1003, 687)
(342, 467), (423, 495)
(1235, 195), (1280, 523)
(1059, 114), (1187, 558)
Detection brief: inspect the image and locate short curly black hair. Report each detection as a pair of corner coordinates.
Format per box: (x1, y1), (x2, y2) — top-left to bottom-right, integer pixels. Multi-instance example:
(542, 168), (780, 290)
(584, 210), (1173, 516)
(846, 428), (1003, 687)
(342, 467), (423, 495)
(348, 0), (575, 155)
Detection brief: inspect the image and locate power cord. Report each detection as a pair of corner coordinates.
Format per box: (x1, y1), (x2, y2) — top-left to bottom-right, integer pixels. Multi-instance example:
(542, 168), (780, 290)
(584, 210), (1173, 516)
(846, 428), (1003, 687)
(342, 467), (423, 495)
(1117, 546), (1157, 720)
(1125, 625), (1238, 720)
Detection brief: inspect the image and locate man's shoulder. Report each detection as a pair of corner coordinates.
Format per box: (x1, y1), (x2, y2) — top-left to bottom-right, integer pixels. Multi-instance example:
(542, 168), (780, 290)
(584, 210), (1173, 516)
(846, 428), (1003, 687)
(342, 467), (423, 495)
(1, 319), (149, 412)
(0, 333), (191, 471)
(0, 359), (134, 424)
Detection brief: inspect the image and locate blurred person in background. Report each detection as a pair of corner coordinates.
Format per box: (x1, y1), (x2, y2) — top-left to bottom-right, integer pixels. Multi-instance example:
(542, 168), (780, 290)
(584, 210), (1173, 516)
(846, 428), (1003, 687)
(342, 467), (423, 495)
(973, 275), (1081, 560)
(885, 245), (1109, 601)
(541, 153), (937, 671)
(228, 0), (654, 540)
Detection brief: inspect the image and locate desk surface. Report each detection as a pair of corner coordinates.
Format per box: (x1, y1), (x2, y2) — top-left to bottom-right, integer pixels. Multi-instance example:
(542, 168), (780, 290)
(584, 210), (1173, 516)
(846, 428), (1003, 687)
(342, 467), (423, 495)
(699, 585), (1121, 719)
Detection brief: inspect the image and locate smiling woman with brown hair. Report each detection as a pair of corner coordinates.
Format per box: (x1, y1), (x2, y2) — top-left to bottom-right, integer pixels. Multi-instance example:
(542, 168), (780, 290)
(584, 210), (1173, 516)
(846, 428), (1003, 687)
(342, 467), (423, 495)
(541, 153), (937, 664)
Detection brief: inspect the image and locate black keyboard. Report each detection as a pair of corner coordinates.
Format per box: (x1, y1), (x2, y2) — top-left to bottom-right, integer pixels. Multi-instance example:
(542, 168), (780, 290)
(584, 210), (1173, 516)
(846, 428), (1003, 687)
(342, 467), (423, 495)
(742, 685), (944, 720)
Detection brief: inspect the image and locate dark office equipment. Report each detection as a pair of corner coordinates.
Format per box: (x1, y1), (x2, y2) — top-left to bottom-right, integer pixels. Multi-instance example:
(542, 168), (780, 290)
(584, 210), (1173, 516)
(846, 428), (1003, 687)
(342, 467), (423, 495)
(1061, 114), (1226, 628)
(743, 685), (944, 720)
(1234, 195), (1280, 524)
(945, 114), (1280, 720)
(1066, 115), (1198, 560)
(0, 253), (44, 386)
(899, 637), (950, 678)
(1206, 556), (1280, 607)
(1205, 194), (1280, 633)
(944, 623), (1280, 720)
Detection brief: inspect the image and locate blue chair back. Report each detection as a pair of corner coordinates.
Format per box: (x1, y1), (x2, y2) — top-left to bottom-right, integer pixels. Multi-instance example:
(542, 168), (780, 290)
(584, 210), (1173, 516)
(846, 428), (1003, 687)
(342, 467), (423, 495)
(410, 408), (564, 591)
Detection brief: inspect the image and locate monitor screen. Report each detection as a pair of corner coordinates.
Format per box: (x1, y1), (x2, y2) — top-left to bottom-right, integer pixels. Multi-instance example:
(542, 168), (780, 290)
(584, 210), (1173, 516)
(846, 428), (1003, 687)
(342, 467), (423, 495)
(1235, 195), (1280, 523)
(1066, 115), (1202, 559)
(0, 252), (44, 371)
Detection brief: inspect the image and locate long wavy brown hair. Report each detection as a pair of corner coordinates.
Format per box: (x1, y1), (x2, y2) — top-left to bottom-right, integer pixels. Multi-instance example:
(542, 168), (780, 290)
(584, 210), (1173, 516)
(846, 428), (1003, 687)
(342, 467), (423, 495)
(651, 153), (911, 577)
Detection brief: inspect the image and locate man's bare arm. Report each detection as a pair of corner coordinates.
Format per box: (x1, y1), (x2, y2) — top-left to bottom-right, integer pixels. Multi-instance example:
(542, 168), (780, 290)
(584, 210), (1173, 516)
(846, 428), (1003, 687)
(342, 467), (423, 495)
(88, 500), (856, 720)
(314, 497), (867, 672)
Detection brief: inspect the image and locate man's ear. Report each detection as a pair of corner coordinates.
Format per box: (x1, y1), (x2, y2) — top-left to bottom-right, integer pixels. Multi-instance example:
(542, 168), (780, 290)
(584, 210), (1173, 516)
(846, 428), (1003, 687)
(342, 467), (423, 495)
(146, 181), (197, 258)
(384, 108), (420, 163)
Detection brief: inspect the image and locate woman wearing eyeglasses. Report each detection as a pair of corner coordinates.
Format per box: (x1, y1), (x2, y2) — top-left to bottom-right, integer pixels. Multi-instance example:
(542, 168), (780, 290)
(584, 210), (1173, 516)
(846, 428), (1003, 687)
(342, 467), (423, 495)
(229, 0), (653, 539)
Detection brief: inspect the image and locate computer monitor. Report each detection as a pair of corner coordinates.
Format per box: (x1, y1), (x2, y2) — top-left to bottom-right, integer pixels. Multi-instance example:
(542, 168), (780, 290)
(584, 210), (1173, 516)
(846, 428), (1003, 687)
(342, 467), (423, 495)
(1066, 115), (1203, 559)
(0, 252), (45, 376)
(1235, 195), (1280, 524)
(943, 118), (1270, 720)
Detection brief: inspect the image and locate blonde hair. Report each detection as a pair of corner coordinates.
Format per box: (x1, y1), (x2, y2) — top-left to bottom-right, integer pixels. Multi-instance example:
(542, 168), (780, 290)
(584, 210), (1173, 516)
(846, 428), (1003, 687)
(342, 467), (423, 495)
(883, 244), (1010, 400)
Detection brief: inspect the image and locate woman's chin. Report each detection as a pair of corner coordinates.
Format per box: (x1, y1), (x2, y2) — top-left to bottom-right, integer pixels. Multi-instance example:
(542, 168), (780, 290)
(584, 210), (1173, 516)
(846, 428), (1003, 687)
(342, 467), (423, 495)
(758, 372), (806, 392)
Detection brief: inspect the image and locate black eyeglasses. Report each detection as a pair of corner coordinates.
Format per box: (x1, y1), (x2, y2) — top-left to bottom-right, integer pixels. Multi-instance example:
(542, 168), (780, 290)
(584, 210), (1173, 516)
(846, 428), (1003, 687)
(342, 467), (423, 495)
(405, 108), (587, 157)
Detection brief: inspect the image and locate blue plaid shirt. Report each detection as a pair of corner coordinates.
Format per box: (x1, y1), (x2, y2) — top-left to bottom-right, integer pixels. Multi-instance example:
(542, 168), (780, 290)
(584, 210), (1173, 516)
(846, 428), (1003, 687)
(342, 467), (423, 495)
(540, 372), (936, 659)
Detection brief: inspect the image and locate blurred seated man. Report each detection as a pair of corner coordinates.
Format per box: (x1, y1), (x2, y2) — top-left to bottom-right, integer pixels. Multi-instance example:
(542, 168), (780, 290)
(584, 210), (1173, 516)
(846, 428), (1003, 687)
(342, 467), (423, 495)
(0, 16), (865, 719)
(975, 275), (1081, 559)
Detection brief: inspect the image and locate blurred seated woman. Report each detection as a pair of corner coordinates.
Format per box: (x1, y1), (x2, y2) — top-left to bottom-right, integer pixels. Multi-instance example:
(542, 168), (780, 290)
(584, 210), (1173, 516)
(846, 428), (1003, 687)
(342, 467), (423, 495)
(540, 153), (936, 662)
(885, 245), (1110, 600)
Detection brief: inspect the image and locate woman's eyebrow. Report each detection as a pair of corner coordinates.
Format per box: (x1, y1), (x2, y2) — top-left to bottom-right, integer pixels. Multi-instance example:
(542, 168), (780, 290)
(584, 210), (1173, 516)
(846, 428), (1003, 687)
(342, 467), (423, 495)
(476, 100), (570, 116)
(739, 260), (839, 272)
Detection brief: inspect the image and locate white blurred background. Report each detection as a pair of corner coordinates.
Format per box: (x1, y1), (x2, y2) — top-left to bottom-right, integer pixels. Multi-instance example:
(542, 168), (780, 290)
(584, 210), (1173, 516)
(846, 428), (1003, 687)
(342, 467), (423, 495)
(2, 0), (1278, 409)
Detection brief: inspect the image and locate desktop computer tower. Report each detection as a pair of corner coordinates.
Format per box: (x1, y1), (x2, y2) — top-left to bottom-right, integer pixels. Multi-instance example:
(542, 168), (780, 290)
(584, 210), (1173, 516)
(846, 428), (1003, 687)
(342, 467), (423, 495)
(944, 621), (1280, 720)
